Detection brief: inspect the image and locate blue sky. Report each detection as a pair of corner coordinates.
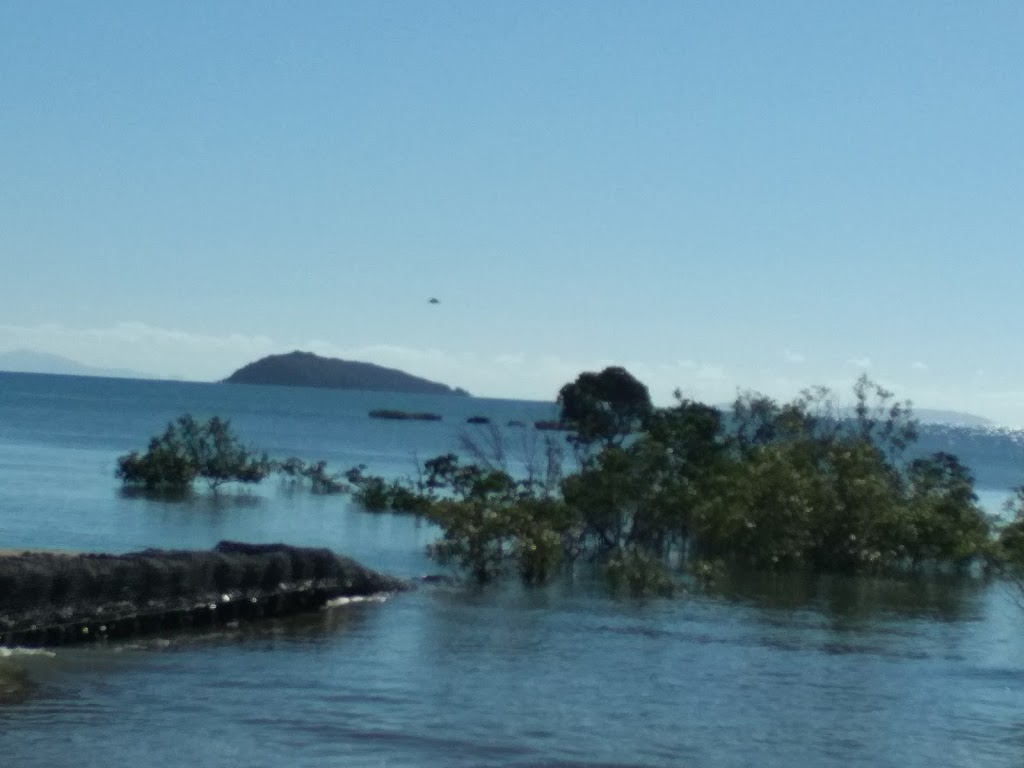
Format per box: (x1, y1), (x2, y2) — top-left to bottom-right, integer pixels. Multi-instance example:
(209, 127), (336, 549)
(3, 2), (1024, 421)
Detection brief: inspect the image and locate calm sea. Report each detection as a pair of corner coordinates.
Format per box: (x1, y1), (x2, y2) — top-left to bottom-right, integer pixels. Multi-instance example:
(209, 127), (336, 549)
(1, 371), (1022, 767)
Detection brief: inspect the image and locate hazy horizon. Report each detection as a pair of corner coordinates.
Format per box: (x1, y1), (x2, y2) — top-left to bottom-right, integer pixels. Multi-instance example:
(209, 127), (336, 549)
(0, 346), (1003, 428)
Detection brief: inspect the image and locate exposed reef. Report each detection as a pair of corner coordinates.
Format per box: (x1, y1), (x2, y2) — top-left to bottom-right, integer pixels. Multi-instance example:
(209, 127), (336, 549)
(369, 409), (442, 421)
(0, 542), (406, 647)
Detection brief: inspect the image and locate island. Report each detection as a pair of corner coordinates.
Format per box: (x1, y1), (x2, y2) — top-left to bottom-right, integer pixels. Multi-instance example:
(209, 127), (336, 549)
(0, 542), (406, 647)
(223, 351), (469, 396)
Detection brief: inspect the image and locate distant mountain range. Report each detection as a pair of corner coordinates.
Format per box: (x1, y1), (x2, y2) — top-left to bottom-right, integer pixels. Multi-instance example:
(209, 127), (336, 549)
(0, 349), (155, 380)
(223, 350), (470, 396)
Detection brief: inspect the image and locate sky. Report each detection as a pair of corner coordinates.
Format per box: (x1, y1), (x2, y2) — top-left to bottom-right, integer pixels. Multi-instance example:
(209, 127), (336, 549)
(3, 2), (1024, 422)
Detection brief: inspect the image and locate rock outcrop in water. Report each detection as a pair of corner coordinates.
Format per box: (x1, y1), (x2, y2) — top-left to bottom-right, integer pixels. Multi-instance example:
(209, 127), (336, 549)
(0, 542), (406, 647)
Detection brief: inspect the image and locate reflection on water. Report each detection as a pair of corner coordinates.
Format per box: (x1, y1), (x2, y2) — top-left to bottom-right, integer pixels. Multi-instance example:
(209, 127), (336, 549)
(710, 568), (988, 622)
(2, 574), (1023, 767)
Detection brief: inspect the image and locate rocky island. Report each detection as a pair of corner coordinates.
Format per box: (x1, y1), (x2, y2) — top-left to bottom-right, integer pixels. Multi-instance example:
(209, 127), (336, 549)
(224, 351), (469, 396)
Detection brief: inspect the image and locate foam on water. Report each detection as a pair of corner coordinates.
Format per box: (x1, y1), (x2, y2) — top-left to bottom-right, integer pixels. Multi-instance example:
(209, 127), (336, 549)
(323, 593), (390, 608)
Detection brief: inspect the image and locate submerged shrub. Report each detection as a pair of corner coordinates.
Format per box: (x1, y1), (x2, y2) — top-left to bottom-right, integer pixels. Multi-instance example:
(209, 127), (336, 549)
(117, 416), (356, 500)
(117, 415), (271, 492)
(605, 550), (676, 597)
(345, 465), (433, 514)
(275, 457), (348, 494)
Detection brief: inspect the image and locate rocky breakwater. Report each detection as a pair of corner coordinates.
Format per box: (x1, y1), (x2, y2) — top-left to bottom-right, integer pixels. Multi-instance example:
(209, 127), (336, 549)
(0, 541), (407, 647)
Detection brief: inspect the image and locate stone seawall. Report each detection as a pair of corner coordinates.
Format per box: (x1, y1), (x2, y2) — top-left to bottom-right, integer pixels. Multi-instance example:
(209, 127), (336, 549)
(0, 541), (407, 647)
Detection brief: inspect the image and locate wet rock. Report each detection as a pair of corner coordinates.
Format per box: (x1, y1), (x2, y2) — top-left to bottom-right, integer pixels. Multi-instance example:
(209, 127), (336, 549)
(0, 542), (406, 647)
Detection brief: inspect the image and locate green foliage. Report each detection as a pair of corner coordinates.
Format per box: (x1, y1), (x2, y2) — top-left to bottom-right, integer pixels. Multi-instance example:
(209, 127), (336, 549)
(998, 490), (1024, 567)
(0, 662), (33, 705)
(605, 549), (677, 597)
(423, 458), (534, 583)
(700, 379), (988, 574)
(559, 394), (729, 568)
(118, 417), (350, 498)
(511, 500), (568, 584)
(345, 465), (435, 514)
(997, 496), (1024, 605)
(368, 409), (442, 421)
(456, 422), (566, 500)
(557, 366), (653, 448)
(427, 496), (516, 584)
(275, 457), (348, 494)
(999, 519), (1024, 566)
(117, 415), (270, 492)
(730, 376), (917, 464)
(117, 437), (197, 491)
(339, 371), (999, 593)
(693, 442), (823, 569)
(904, 452), (992, 566)
(851, 375), (919, 462)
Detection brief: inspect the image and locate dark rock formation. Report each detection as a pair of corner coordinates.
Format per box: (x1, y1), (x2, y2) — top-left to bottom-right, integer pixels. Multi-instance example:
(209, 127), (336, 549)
(0, 542), (406, 647)
(369, 409), (442, 421)
(224, 350), (470, 396)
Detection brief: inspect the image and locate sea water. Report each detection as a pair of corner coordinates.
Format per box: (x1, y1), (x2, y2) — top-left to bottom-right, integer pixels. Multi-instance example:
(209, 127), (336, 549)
(0, 372), (1022, 767)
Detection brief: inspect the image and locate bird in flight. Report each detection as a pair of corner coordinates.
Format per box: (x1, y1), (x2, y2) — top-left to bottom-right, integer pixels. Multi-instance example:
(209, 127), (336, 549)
(429, 298), (440, 304)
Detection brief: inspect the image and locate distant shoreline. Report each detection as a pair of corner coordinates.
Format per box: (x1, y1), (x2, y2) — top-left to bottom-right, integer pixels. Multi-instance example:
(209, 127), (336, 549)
(0, 367), (1003, 428)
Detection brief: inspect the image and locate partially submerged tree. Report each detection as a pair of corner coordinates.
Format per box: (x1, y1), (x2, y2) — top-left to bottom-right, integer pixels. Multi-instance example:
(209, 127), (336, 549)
(997, 492), (1024, 604)
(275, 457), (348, 494)
(324, 370), (998, 592)
(557, 366), (653, 449)
(119, 415), (356, 498)
(713, 379), (985, 573)
(117, 415), (270, 492)
(422, 455), (570, 584)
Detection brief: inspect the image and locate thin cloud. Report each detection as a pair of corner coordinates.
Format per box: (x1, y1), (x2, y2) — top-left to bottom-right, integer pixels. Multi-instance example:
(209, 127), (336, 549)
(784, 349), (806, 364)
(847, 356), (872, 369)
(0, 320), (738, 405)
(0, 321), (278, 379)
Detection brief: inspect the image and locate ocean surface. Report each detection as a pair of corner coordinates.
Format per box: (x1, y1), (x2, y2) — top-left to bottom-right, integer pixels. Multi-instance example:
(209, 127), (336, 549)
(1, 371), (1022, 767)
